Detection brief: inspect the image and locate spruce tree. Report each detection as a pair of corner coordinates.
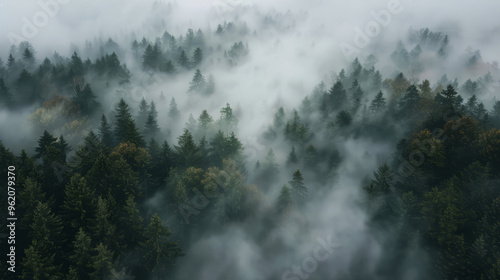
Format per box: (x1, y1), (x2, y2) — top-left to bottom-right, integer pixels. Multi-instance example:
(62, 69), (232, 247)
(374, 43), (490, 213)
(329, 81), (347, 110)
(22, 241), (61, 279)
(178, 50), (189, 69)
(90, 243), (114, 280)
(141, 213), (182, 274)
(35, 130), (57, 159)
(289, 169), (307, 204)
(137, 97), (150, 128)
(191, 47), (203, 67)
(399, 85), (421, 112)
(69, 228), (93, 279)
(0, 78), (11, 106)
(98, 114), (114, 147)
(287, 146), (298, 167)
(168, 97), (180, 120)
(144, 109), (160, 140)
(278, 184), (294, 214)
(64, 174), (96, 230)
(114, 98), (144, 147)
(91, 197), (117, 250)
(174, 129), (201, 168)
(188, 69), (206, 92)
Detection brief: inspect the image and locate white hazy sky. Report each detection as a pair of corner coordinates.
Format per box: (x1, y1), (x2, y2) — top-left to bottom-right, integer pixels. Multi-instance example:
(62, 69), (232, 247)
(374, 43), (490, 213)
(1, 0), (500, 61)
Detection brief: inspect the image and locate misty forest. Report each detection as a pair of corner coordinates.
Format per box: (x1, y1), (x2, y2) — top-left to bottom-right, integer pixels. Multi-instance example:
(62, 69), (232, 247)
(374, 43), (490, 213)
(1, 1), (500, 279)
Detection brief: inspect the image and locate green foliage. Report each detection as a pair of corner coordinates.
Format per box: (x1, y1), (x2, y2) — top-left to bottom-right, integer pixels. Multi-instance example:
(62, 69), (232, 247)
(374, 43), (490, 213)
(64, 174), (96, 230)
(90, 243), (114, 280)
(289, 169), (307, 205)
(113, 99), (145, 147)
(141, 213), (182, 274)
(188, 69), (206, 93)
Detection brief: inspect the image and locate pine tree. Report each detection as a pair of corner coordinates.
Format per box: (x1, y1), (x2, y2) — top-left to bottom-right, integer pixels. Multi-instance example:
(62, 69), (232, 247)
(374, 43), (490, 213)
(287, 146), (298, 167)
(57, 135), (72, 163)
(90, 243), (114, 280)
(144, 109), (160, 140)
(141, 213), (183, 274)
(137, 97), (150, 128)
(274, 107), (286, 129)
(35, 130), (57, 159)
(419, 79), (432, 98)
(142, 44), (157, 70)
(7, 54), (15, 68)
(70, 51), (84, 76)
(191, 47), (203, 67)
(216, 24), (224, 34)
(278, 184), (294, 215)
(289, 169), (307, 204)
(184, 28), (195, 50)
(336, 111), (352, 127)
(98, 114), (114, 147)
(258, 149), (280, 187)
(372, 163), (393, 194)
(91, 197), (116, 248)
(64, 174), (96, 230)
(399, 85), (421, 112)
(119, 196), (144, 246)
(219, 103), (238, 133)
(73, 83), (99, 115)
(329, 81), (347, 110)
(185, 113), (197, 132)
(18, 178), (46, 230)
(22, 47), (35, 67)
(114, 98), (145, 147)
(304, 144), (318, 169)
(435, 84), (460, 108)
(162, 60), (175, 74)
(0, 78), (11, 106)
(370, 91), (386, 113)
(31, 201), (64, 266)
(198, 110), (214, 132)
(174, 129), (201, 168)
(22, 241), (61, 279)
(70, 228), (93, 279)
(178, 50), (189, 69)
(168, 97), (180, 120)
(149, 101), (158, 120)
(188, 69), (206, 92)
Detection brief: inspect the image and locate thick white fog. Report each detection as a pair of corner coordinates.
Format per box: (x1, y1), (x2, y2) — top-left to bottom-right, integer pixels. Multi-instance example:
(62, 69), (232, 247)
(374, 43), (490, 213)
(1, 0), (499, 279)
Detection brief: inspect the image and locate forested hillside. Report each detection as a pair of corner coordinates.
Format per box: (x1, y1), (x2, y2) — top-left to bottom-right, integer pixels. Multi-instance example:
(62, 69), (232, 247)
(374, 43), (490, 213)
(0, 1), (500, 279)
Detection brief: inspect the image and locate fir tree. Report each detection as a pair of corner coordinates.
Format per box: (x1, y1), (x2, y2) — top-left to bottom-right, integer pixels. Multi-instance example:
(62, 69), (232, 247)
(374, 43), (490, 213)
(69, 228), (93, 279)
(168, 97), (180, 120)
(188, 69), (206, 92)
(369, 91), (386, 113)
(35, 130), (57, 159)
(336, 111), (352, 127)
(289, 169), (307, 204)
(114, 98), (145, 147)
(277, 184), (294, 215)
(329, 81), (347, 111)
(137, 97), (150, 128)
(0, 78), (11, 106)
(178, 50), (189, 69)
(90, 243), (114, 280)
(141, 213), (183, 274)
(287, 146), (298, 167)
(98, 114), (114, 147)
(191, 47), (203, 67)
(64, 174), (96, 230)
